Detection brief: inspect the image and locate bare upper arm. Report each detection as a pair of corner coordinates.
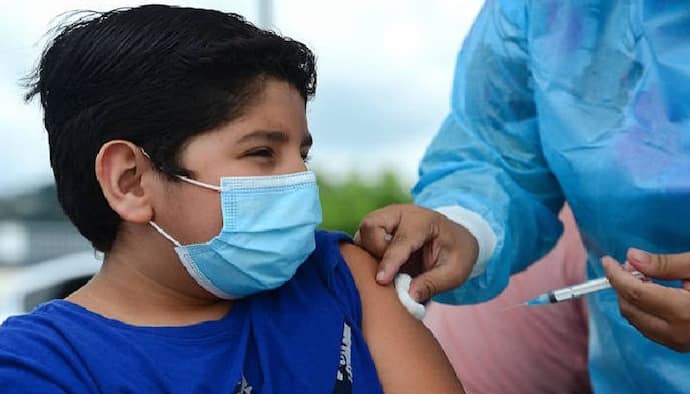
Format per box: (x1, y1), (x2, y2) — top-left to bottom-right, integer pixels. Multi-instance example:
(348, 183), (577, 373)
(339, 243), (464, 394)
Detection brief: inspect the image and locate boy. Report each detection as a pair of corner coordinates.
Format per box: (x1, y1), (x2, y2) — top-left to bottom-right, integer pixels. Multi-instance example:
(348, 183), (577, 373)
(0, 5), (462, 393)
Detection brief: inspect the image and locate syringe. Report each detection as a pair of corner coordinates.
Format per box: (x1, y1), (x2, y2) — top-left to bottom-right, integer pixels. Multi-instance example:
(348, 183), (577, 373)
(526, 271), (646, 306)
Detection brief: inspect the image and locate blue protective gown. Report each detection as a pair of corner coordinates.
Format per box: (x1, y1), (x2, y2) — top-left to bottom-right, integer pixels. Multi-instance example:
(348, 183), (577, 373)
(413, 1), (690, 392)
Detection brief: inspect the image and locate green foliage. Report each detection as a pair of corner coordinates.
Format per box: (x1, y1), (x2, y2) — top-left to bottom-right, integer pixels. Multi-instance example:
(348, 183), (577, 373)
(317, 170), (412, 236)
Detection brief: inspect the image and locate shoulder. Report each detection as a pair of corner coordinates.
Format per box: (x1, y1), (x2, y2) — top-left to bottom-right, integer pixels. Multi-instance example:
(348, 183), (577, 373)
(308, 231), (403, 320)
(337, 242), (381, 292)
(302, 231), (363, 321)
(0, 301), (77, 360)
(1, 302), (64, 347)
(302, 230), (398, 325)
(336, 242), (403, 320)
(311, 230), (353, 264)
(0, 303), (85, 392)
(336, 242), (407, 322)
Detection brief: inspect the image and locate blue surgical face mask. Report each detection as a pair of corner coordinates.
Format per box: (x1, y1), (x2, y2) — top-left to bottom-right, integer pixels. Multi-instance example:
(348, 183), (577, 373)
(149, 170), (323, 299)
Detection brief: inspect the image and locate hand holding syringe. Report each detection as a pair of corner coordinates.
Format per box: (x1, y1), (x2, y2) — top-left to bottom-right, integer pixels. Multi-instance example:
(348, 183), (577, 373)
(525, 271), (646, 306)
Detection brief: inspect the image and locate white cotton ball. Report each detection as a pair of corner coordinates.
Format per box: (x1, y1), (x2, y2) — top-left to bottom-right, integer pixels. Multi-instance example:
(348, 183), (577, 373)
(394, 273), (426, 320)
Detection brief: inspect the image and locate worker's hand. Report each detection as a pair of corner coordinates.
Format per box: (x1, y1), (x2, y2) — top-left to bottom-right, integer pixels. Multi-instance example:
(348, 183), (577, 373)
(354, 204), (479, 302)
(602, 249), (690, 352)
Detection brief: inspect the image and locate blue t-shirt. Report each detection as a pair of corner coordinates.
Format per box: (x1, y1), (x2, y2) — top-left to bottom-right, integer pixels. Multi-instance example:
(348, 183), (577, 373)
(0, 231), (383, 393)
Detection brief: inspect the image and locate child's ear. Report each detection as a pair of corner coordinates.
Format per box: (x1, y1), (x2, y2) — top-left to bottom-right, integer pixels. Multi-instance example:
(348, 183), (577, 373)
(95, 140), (154, 223)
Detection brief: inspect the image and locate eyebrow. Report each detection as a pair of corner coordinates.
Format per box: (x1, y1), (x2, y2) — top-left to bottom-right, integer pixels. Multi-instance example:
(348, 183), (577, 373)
(237, 130), (313, 147)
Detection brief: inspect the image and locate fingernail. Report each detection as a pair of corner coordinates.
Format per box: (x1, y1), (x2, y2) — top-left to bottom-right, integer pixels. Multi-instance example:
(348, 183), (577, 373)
(376, 271), (385, 282)
(383, 233), (393, 242)
(629, 248), (651, 266)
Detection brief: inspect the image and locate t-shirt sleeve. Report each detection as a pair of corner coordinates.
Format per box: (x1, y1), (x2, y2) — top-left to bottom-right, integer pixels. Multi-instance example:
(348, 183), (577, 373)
(0, 318), (84, 393)
(311, 231), (363, 325)
(0, 351), (68, 393)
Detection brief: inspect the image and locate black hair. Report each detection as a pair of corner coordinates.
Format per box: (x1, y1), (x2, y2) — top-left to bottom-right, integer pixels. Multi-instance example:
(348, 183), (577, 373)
(24, 5), (317, 252)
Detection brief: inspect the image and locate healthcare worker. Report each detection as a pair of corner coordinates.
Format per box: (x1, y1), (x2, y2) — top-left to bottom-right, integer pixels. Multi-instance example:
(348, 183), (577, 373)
(355, 1), (690, 392)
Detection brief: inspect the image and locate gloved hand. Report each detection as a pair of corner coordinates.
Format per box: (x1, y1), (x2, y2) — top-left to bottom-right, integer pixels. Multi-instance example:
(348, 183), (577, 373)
(603, 249), (690, 352)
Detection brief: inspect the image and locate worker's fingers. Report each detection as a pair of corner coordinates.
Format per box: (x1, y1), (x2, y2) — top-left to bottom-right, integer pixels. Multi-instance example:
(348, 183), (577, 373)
(619, 294), (690, 352)
(408, 248), (470, 302)
(627, 248), (690, 280)
(422, 235), (442, 272)
(355, 207), (401, 259)
(376, 207), (443, 284)
(377, 213), (440, 284)
(617, 296), (670, 346)
(603, 256), (683, 320)
(356, 204), (477, 298)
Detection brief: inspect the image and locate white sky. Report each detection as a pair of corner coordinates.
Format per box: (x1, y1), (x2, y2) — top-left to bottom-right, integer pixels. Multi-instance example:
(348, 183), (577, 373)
(0, 0), (483, 196)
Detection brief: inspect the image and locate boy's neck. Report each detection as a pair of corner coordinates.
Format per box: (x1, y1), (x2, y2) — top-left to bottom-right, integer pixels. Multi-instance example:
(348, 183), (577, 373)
(66, 239), (233, 327)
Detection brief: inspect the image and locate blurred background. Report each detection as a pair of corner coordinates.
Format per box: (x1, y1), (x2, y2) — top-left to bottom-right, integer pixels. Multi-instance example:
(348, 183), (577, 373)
(0, 0), (482, 316)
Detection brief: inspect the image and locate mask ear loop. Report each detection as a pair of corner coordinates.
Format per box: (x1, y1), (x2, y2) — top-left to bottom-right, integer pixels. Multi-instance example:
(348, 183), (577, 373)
(149, 220), (182, 247)
(139, 147), (221, 192)
(175, 176), (221, 192)
(139, 146), (220, 247)
(140, 147), (154, 161)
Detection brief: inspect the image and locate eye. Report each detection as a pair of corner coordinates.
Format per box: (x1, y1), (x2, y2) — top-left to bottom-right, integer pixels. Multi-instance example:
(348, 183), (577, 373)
(246, 147), (274, 159)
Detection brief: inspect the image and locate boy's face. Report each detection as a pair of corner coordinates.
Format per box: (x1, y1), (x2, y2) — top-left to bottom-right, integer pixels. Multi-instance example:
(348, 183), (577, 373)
(149, 78), (312, 246)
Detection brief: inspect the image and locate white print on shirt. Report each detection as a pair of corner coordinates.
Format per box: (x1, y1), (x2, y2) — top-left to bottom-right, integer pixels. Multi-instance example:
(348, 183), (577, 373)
(232, 374), (253, 394)
(333, 322), (353, 393)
